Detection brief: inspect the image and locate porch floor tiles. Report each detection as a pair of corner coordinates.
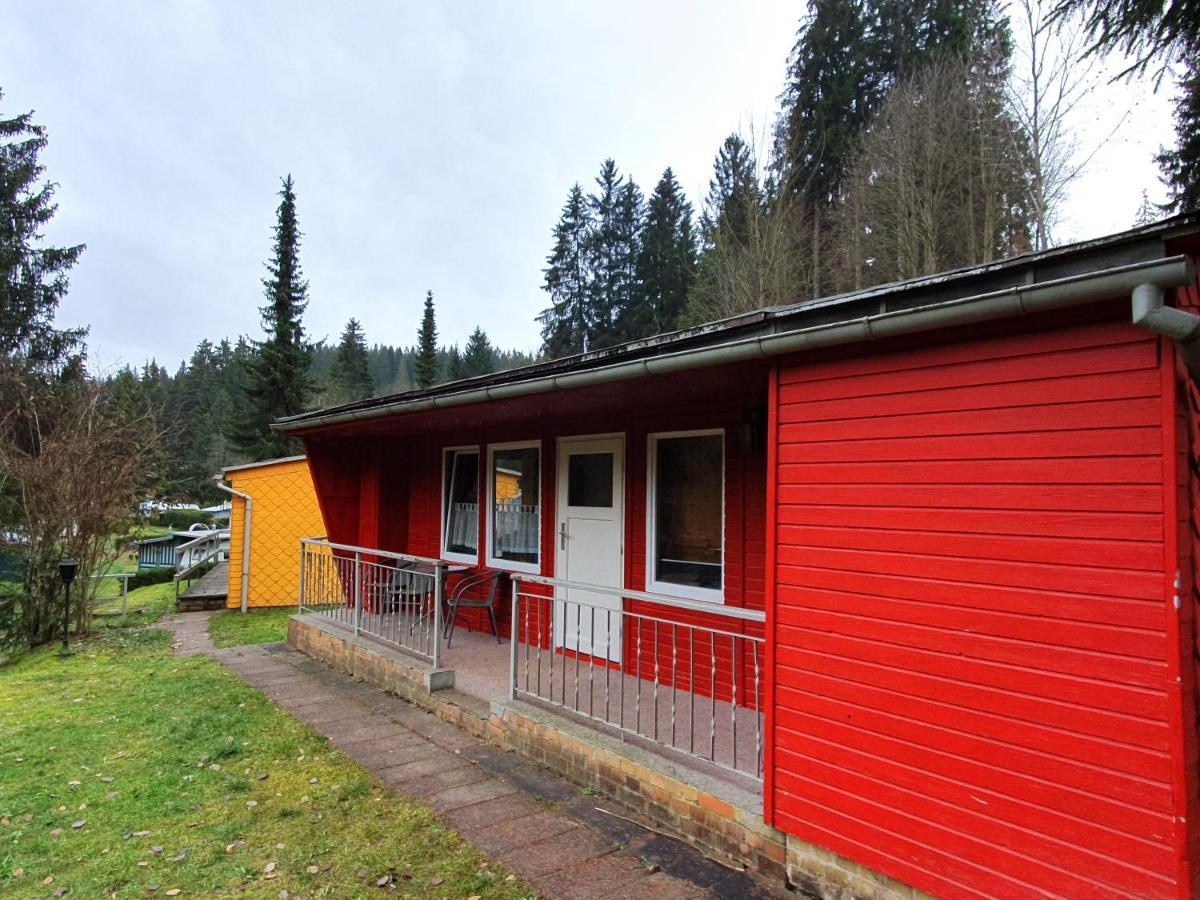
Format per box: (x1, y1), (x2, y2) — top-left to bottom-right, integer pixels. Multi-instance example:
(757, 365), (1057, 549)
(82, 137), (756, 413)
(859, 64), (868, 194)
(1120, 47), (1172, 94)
(211, 641), (777, 900)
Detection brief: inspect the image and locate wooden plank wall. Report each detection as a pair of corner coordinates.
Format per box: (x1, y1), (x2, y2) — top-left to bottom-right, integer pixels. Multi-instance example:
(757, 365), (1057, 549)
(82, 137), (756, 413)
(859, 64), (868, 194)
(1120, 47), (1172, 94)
(771, 317), (1179, 898)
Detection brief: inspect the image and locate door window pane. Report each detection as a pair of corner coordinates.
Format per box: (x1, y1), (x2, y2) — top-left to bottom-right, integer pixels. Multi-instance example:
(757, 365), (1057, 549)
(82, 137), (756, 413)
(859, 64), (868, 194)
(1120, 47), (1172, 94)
(442, 449), (479, 557)
(653, 434), (722, 591)
(567, 452), (614, 508)
(491, 445), (540, 566)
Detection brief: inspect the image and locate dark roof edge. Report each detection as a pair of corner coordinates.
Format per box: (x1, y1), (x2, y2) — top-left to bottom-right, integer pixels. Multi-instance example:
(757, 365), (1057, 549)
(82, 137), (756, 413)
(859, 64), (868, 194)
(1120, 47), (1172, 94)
(220, 454), (307, 475)
(276, 213), (1200, 434)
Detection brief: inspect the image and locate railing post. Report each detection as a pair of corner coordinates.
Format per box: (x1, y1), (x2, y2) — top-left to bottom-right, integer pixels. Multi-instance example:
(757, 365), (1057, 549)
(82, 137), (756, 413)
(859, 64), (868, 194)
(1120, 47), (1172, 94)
(121, 574), (129, 615)
(508, 576), (519, 701)
(432, 561), (443, 669)
(353, 550), (363, 636)
(297, 544), (306, 612)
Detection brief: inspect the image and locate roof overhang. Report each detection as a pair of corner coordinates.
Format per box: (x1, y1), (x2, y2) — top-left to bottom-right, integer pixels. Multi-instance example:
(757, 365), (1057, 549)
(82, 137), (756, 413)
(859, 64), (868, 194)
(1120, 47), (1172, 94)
(220, 454), (307, 475)
(275, 215), (1200, 436)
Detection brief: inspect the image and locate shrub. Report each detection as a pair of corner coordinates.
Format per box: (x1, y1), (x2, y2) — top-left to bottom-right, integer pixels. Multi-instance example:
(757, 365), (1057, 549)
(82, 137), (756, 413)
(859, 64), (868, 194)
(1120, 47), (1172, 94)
(158, 509), (213, 530)
(127, 567), (176, 590)
(0, 589), (31, 660)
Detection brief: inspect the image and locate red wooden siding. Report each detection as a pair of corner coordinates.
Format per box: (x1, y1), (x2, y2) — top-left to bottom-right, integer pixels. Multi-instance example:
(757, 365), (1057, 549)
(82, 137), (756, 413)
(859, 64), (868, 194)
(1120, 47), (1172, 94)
(771, 318), (1180, 898)
(303, 370), (769, 661)
(1173, 272), (1200, 895)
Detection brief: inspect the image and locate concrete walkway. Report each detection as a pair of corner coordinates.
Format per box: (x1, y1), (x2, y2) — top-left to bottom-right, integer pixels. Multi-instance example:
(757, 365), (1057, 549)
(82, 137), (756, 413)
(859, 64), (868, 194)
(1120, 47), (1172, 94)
(160, 614), (773, 899)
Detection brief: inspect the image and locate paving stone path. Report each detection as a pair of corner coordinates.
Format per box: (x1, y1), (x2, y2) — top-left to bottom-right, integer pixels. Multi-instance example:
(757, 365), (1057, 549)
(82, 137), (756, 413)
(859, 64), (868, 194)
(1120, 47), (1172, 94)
(162, 613), (774, 899)
(162, 609), (217, 656)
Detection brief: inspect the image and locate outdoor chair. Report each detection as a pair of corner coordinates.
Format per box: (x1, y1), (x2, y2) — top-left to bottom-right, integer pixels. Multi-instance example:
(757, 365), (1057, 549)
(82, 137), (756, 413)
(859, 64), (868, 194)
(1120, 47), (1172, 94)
(444, 568), (503, 647)
(379, 560), (429, 627)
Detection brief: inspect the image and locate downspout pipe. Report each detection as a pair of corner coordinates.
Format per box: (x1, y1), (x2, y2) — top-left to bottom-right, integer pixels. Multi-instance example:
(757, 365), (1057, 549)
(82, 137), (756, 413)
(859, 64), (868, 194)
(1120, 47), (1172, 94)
(215, 481), (252, 614)
(1131, 282), (1200, 380)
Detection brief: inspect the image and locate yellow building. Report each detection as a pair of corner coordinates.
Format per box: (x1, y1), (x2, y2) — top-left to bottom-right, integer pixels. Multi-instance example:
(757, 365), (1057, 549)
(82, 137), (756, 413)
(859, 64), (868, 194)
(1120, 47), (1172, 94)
(222, 455), (324, 609)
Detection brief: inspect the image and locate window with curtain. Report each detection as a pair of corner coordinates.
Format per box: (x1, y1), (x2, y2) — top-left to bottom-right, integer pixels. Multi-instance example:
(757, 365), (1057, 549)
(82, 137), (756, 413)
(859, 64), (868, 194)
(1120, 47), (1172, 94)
(650, 432), (723, 597)
(489, 444), (540, 569)
(442, 448), (479, 560)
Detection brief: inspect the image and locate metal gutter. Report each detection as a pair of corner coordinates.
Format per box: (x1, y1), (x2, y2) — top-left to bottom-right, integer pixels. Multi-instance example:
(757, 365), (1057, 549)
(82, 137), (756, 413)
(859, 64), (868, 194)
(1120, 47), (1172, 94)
(276, 255), (1195, 434)
(215, 481), (253, 613)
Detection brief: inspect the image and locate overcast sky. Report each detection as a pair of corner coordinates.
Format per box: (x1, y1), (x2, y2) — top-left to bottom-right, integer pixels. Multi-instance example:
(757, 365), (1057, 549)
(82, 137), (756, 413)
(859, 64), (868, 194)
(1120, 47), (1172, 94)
(2, 1), (1178, 372)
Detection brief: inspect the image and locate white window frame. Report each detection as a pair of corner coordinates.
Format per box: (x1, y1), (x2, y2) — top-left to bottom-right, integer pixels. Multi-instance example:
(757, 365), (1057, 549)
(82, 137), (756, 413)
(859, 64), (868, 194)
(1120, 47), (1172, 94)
(486, 440), (542, 574)
(645, 428), (725, 603)
(440, 445), (481, 565)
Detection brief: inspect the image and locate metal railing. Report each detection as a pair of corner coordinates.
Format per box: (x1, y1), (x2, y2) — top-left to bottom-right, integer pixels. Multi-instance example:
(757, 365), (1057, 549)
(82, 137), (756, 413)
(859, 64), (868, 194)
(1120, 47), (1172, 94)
(173, 531), (225, 599)
(90, 573), (133, 614)
(298, 538), (443, 668)
(509, 574), (766, 781)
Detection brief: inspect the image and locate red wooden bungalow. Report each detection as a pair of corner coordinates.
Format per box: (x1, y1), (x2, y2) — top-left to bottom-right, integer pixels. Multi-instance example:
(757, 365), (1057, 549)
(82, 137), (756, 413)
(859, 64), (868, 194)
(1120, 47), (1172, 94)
(278, 214), (1200, 899)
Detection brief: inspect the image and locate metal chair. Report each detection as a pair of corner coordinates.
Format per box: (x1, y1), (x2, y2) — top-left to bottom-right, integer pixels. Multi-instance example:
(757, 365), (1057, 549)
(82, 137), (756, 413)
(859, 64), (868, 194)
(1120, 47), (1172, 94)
(379, 561), (428, 630)
(444, 569), (503, 647)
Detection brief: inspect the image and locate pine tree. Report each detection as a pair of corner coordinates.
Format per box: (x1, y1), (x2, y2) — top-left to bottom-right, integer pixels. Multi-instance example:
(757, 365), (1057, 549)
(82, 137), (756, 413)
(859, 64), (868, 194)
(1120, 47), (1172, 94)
(701, 136), (762, 247)
(1134, 189), (1159, 225)
(775, 1), (877, 208)
(621, 168), (696, 339)
(444, 345), (463, 382)
(586, 160), (641, 349)
(1048, 0), (1198, 77)
(231, 175), (313, 459)
(537, 184), (592, 358)
(462, 327), (496, 378)
(327, 318), (373, 404)
(0, 89), (86, 369)
(608, 180), (644, 344)
(1158, 54), (1200, 213)
(414, 290), (438, 389)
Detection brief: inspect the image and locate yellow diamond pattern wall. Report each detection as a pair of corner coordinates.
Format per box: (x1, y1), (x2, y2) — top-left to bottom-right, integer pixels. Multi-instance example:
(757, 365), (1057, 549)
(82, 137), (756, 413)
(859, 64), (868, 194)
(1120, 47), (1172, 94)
(226, 457), (325, 608)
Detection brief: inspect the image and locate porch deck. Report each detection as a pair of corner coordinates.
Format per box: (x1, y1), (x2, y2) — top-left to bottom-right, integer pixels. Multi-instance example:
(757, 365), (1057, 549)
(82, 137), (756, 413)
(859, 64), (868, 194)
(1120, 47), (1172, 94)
(443, 626), (763, 781)
(299, 540), (766, 785)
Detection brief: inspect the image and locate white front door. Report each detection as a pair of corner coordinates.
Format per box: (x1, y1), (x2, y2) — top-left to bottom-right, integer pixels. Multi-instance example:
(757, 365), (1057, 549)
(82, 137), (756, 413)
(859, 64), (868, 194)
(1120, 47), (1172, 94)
(555, 435), (624, 663)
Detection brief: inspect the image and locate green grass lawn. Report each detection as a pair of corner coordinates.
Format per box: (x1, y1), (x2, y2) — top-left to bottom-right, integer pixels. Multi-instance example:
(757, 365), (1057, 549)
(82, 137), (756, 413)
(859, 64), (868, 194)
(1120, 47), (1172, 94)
(208, 608), (295, 649)
(92, 582), (176, 628)
(0, 628), (529, 898)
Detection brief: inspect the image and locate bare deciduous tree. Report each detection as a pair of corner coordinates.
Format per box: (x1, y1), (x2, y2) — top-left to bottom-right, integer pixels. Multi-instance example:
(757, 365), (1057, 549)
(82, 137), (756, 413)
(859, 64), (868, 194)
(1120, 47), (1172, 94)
(1008, 0), (1122, 250)
(0, 366), (161, 646)
(684, 127), (817, 326)
(683, 197), (815, 326)
(837, 57), (1034, 288)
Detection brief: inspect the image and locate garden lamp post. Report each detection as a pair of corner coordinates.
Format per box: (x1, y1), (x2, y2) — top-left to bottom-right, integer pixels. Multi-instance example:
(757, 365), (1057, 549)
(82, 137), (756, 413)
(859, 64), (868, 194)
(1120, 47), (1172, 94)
(59, 558), (77, 655)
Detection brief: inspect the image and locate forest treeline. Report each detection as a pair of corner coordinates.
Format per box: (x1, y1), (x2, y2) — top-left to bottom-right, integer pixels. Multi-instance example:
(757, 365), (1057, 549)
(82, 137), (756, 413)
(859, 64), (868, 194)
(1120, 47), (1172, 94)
(535, 0), (1200, 356)
(63, 0), (1200, 503)
(106, 321), (535, 503)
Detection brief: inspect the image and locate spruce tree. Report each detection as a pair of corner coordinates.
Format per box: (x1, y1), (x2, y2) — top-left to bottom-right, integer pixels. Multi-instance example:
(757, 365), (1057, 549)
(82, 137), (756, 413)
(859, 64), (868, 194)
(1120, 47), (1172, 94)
(774, 2), (1011, 292)
(0, 89), (86, 370)
(1158, 54), (1200, 213)
(414, 290), (438, 389)
(586, 160), (641, 349)
(231, 175), (313, 459)
(621, 168), (696, 339)
(701, 136), (762, 247)
(462, 326), (496, 378)
(328, 318), (374, 404)
(537, 184), (592, 358)
(1048, 0), (1199, 76)
(774, 1), (877, 208)
(444, 345), (463, 382)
